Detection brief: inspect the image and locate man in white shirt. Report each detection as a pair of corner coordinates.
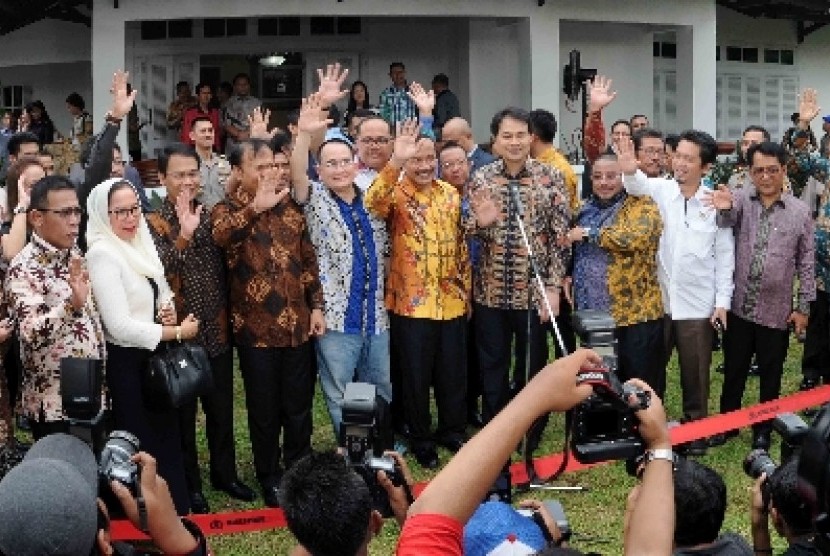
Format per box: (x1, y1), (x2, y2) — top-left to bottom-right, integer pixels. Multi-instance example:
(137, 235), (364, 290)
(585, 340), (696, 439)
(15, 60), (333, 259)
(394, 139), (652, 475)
(618, 130), (734, 456)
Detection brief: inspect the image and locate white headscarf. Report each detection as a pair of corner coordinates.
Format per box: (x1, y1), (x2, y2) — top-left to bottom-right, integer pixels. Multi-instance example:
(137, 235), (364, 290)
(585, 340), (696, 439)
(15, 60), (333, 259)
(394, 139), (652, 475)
(85, 177), (166, 280)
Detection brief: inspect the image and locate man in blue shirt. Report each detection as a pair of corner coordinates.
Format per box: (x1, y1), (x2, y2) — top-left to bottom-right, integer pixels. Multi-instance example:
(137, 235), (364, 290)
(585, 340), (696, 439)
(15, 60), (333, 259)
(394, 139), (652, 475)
(379, 62), (417, 127)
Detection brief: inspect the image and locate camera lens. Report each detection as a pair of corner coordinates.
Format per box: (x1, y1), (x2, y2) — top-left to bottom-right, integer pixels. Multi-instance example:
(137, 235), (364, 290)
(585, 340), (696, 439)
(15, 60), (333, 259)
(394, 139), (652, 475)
(743, 449), (777, 479)
(99, 430), (140, 478)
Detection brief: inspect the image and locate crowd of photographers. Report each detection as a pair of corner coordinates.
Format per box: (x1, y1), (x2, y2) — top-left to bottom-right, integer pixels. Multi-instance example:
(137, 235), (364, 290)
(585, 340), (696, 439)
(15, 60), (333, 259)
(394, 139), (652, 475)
(2, 60), (830, 554)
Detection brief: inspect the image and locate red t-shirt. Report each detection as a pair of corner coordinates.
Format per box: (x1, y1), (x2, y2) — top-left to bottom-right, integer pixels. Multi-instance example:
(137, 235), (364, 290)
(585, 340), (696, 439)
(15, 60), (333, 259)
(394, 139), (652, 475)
(396, 513), (463, 555)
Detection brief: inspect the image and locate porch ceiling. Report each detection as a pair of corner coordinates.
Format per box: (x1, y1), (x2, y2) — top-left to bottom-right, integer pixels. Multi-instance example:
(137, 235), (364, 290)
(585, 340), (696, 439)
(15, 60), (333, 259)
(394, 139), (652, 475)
(0, 0), (89, 35)
(717, 0), (830, 23)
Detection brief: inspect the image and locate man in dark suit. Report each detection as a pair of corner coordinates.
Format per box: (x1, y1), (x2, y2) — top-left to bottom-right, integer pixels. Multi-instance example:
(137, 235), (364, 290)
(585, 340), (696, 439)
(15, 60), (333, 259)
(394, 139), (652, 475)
(441, 117), (496, 173)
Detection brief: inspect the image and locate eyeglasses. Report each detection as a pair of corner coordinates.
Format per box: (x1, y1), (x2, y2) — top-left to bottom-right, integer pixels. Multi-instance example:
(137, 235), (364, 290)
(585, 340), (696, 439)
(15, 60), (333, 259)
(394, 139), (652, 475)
(359, 136), (391, 146)
(167, 170), (200, 181)
(36, 206), (84, 219)
(409, 155), (437, 166)
(441, 160), (469, 170)
(322, 158), (355, 169)
(591, 171), (621, 181)
(112, 160), (126, 166)
(108, 205), (141, 220)
(750, 166), (782, 178)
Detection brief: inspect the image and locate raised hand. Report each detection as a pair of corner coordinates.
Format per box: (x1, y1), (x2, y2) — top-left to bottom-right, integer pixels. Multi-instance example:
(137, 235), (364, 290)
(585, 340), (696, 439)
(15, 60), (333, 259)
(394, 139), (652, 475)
(391, 119), (422, 165)
(469, 188), (501, 227)
(110, 70), (137, 120)
(68, 256), (89, 312)
(175, 188), (202, 241)
(253, 176), (290, 213)
(408, 82), (435, 116)
(798, 88), (821, 124)
(16, 175), (30, 211)
(316, 62), (350, 107)
(247, 107), (278, 140)
(297, 93), (331, 136)
(587, 75), (617, 114)
(617, 138), (639, 175)
(701, 184), (734, 211)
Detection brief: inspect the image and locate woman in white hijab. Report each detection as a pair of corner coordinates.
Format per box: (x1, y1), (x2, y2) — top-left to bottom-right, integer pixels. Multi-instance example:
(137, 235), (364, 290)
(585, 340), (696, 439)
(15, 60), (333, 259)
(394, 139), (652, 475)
(86, 177), (198, 515)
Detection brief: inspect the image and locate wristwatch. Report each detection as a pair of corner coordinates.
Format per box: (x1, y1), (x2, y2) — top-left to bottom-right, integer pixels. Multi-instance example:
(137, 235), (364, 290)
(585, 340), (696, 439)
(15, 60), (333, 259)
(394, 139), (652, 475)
(643, 448), (675, 466)
(13, 205), (27, 216)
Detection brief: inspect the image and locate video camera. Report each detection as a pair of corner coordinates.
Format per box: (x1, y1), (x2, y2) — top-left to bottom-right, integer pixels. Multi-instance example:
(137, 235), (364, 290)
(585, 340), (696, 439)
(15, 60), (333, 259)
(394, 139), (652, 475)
(517, 500), (571, 545)
(341, 382), (408, 518)
(797, 404), (830, 554)
(61, 358), (140, 512)
(570, 310), (650, 464)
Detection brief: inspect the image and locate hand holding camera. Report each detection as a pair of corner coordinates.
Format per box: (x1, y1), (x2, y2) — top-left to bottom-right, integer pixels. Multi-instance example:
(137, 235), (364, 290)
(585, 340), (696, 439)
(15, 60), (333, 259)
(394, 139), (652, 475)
(376, 451), (414, 527)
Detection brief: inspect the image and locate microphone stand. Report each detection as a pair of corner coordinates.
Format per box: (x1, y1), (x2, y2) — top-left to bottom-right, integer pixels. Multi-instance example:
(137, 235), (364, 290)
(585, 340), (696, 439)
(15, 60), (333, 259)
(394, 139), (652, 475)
(508, 180), (570, 489)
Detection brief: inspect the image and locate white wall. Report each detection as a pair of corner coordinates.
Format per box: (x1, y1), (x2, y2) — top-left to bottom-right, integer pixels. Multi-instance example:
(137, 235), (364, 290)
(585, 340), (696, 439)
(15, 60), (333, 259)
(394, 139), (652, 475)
(558, 21), (655, 151)
(0, 19), (90, 67)
(0, 62), (92, 134)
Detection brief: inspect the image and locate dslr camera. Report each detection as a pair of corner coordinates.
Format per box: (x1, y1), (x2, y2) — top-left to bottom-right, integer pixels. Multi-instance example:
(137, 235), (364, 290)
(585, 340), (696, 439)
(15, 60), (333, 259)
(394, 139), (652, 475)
(744, 413), (809, 509)
(517, 500), (571, 545)
(570, 310), (650, 464)
(341, 382), (408, 518)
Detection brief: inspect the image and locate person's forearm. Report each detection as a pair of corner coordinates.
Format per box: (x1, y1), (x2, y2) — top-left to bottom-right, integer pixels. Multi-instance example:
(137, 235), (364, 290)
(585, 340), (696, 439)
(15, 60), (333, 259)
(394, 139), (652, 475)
(750, 515), (772, 553)
(291, 132), (313, 204)
(1, 213), (28, 261)
(624, 457), (674, 555)
(409, 371), (555, 523)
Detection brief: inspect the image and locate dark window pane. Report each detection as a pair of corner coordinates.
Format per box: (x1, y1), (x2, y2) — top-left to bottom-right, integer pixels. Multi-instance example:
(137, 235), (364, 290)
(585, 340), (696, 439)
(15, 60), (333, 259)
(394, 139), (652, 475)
(280, 17), (301, 35)
(726, 46), (742, 62)
(653, 41), (660, 57)
(203, 18), (225, 38)
(337, 17), (361, 34)
(226, 18), (247, 37)
(716, 46), (720, 61)
(258, 17), (279, 36)
(310, 17), (335, 35)
(781, 49), (794, 65)
(764, 49), (780, 63)
(662, 42), (676, 59)
(140, 20), (166, 40)
(742, 47), (758, 63)
(168, 20), (192, 39)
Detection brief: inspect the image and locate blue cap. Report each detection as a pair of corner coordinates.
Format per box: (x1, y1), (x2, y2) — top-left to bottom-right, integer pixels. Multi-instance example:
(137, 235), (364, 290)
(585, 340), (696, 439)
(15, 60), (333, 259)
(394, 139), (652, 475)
(464, 501), (547, 555)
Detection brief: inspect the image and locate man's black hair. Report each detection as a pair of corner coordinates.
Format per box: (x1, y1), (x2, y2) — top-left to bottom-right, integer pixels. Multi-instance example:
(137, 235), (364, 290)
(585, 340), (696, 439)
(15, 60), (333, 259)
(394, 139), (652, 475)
(630, 114), (648, 124)
(218, 81), (233, 95)
(7, 132), (40, 157)
(190, 115), (213, 131)
(529, 109), (558, 143)
(317, 138), (355, 160)
(743, 125), (771, 142)
(175, 81), (189, 91)
(439, 140), (466, 157)
(673, 458), (727, 548)
(30, 175), (76, 211)
(432, 73), (449, 87)
(195, 82), (211, 95)
(355, 115), (392, 137)
(633, 128), (665, 151)
(490, 107), (531, 137)
(65, 92), (85, 111)
(280, 451), (372, 556)
(286, 109), (300, 127)
(158, 143), (200, 175)
(747, 141), (787, 167)
(610, 119), (632, 134)
(769, 458), (813, 536)
(232, 73), (250, 85)
(389, 62), (405, 72)
(351, 108), (375, 120)
(228, 138), (272, 169)
(677, 129), (718, 166)
(665, 133), (680, 150)
(271, 132), (292, 156)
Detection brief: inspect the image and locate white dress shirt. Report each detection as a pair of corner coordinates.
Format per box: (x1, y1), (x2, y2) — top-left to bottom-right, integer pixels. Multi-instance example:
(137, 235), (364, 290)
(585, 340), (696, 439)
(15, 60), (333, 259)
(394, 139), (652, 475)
(623, 170), (734, 320)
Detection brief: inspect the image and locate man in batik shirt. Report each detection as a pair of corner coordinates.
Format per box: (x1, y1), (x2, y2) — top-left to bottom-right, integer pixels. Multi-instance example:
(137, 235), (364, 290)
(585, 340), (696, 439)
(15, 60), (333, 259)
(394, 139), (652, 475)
(5, 175), (105, 440)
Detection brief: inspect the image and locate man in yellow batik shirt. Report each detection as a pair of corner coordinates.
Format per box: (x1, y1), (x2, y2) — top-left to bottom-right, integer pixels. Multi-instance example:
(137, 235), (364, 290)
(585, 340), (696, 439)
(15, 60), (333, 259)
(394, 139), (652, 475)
(365, 119), (470, 470)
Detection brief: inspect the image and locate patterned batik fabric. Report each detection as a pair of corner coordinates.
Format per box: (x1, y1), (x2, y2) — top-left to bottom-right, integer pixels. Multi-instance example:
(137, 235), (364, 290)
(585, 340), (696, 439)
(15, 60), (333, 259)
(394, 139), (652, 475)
(211, 187), (324, 348)
(815, 185), (830, 292)
(785, 129), (829, 197)
(536, 146), (579, 213)
(146, 200), (230, 358)
(378, 85), (418, 126)
(5, 234), (106, 421)
(301, 181), (389, 335)
(464, 158), (571, 311)
(365, 164), (470, 320)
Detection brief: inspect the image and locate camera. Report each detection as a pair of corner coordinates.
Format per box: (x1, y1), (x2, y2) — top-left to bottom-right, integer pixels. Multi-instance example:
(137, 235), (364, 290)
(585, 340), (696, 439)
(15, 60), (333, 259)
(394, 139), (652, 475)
(99, 430), (141, 495)
(570, 310), (650, 464)
(341, 382), (406, 518)
(745, 413), (809, 510)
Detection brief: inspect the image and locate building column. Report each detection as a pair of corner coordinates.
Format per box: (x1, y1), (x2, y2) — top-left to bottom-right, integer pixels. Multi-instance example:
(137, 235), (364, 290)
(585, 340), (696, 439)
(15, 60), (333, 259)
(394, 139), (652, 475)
(527, 14), (560, 139)
(91, 0), (127, 153)
(675, 13), (717, 135)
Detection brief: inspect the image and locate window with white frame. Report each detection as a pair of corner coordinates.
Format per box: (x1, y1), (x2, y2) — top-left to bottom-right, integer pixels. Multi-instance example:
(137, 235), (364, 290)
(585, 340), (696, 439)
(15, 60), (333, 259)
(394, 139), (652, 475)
(716, 73), (798, 142)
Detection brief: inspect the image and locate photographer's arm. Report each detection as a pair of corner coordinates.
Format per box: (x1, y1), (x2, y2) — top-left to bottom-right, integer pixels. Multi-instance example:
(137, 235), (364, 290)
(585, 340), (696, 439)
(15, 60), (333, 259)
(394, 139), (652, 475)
(750, 474), (773, 554)
(622, 379), (674, 556)
(406, 350), (596, 524)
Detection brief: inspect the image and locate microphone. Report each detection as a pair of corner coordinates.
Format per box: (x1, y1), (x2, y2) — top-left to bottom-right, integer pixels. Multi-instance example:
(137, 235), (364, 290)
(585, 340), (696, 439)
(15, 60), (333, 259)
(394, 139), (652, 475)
(508, 179), (524, 215)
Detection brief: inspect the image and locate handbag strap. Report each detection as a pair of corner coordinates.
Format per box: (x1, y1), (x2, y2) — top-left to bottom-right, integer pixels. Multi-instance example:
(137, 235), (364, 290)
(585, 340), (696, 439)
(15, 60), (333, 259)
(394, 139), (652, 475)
(146, 277), (159, 316)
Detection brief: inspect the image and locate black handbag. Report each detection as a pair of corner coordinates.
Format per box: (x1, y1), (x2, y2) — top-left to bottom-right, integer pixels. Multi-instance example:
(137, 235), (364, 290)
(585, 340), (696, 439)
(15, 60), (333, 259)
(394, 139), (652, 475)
(144, 341), (213, 409)
(142, 278), (213, 409)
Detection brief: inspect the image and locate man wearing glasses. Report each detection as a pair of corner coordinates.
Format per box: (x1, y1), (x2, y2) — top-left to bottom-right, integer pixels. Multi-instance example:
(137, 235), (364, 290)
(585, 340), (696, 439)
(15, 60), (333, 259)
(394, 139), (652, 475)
(707, 141), (815, 452)
(290, 94), (392, 442)
(5, 175), (105, 440)
(633, 129), (667, 179)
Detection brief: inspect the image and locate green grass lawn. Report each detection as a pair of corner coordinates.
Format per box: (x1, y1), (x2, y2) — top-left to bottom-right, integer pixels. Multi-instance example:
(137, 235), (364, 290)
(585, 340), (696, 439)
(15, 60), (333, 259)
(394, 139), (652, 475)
(197, 340), (810, 555)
